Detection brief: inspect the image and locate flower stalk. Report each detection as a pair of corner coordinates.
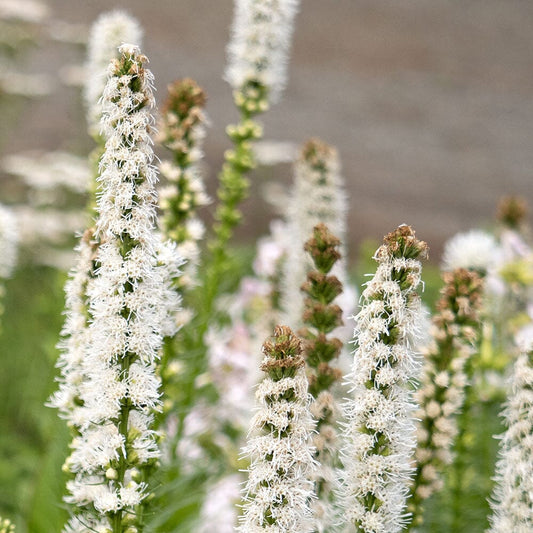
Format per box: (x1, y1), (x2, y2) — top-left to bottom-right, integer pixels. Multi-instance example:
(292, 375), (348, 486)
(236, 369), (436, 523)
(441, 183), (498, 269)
(407, 268), (484, 528)
(281, 138), (347, 330)
(238, 325), (316, 532)
(55, 44), (181, 533)
(204, 0), (300, 310)
(300, 223), (344, 532)
(487, 336), (533, 532)
(339, 225), (427, 533)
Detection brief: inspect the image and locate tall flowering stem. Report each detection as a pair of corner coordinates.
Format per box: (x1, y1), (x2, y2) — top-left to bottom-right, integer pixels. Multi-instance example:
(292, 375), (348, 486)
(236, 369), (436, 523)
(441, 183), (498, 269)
(407, 268), (483, 529)
(282, 138), (347, 330)
(57, 45), (180, 533)
(300, 223), (344, 532)
(158, 78), (209, 255)
(157, 79), (210, 420)
(487, 337), (533, 532)
(238, 325), (316, 532)
(183, 0), (301, 468)
(204, 0), (299, 309)
(339, 225), (427, 533)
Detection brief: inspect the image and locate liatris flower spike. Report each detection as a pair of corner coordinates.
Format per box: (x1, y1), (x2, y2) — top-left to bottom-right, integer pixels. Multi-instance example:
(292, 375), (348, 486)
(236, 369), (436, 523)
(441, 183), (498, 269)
(206, 0), (300, 288)
(225, 0), (300, 106)
(487, 332), (533, 533)
(49, 228), (97, 427)
(408, 268), (484, 528)
(158, 78), (210, 280)
(339, 225), (428, 533)
(238, 325), (316, 533)
(58, 44), (181, 532)
(281, 138), (347, 330)
(300, 223), (345, 532)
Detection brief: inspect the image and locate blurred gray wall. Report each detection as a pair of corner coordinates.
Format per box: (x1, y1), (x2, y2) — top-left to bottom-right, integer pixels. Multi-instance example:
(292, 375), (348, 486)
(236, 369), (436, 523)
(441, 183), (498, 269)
(6, 0), (533, 261)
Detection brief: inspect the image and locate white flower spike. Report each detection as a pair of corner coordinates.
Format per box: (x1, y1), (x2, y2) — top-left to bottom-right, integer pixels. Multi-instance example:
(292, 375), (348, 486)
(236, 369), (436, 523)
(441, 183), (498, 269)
(339, 225), (428, 533)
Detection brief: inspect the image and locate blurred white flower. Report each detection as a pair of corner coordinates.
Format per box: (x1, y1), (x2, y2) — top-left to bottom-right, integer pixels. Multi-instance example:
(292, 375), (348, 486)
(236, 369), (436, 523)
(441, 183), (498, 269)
(253, 139), (298, 165)
(0, 71), (53, 96)
(442, 230), (502, 273)
(253, 219), (286, 278)
(0, 204), (18, 279)
(198, 474), (242, 533)
(488, 341), (533, 533)
(0, 0), (49, 23)
(225, 0), (300, 103)
(84, 10), (143, 136)
(3, 151), (90, 194)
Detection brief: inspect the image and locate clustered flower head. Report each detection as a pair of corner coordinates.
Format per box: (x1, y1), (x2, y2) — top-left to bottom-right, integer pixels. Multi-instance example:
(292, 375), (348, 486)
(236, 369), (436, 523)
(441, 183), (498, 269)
(339, 225), (428, 533)
(238, 325), (316, 532)
(84, 10), (143, 137)
(225, 0), (300, 105)
(487, 333), (533, 533)
(300, 223), (345, 532)
(281, 138), (347, 330)
(56, 44), (181, 531)
(409, 268), (484, 526)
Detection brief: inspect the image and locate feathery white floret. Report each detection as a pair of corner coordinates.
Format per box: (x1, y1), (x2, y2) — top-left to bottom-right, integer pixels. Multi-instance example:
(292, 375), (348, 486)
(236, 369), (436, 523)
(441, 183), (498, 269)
(238, 326), (316, 532)
(225, 0), (300, 102)
(487, 334), (533, 533)
(48, 229), (95, 423)
(339, 226), (427, 533)
(84, 11), (143, 136)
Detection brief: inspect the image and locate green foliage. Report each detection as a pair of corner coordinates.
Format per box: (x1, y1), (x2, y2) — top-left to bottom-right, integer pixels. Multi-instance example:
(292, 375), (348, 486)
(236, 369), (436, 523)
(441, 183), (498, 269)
(0, 264), (68, 533)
